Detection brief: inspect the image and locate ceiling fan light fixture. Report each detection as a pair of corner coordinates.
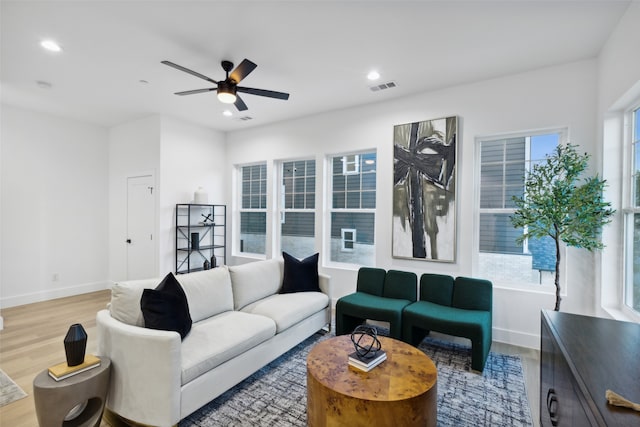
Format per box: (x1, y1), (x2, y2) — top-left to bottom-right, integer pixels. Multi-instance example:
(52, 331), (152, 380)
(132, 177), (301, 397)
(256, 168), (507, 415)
(217, 81), (237, 104)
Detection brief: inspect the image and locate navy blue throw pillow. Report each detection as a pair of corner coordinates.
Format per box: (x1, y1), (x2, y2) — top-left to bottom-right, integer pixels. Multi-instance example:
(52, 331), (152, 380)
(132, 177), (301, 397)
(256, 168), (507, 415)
(280, 252), (320, 294)
(140, 272), (192, 339)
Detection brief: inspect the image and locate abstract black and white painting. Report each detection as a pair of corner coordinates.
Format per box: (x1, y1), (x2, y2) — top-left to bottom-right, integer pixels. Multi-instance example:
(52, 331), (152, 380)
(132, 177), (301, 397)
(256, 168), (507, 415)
(393, 116), (457, 262)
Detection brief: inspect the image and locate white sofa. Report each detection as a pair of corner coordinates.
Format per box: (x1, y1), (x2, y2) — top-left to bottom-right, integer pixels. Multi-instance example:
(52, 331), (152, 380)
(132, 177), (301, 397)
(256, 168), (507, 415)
(96, 258), (331, 426)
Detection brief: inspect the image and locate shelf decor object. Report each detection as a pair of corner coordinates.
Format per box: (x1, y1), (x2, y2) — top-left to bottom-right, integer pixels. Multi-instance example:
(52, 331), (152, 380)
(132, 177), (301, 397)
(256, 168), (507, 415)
(64, 323), (87, 367)
(176, 204), (226, 274)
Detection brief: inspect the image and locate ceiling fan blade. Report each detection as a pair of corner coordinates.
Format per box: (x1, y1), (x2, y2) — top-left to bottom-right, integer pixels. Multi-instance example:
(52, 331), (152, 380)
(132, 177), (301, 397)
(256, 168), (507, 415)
(229, 59), (257, 84)
(174, 88), (216, 96)
(237, 86), (290, 100)
(234, 95), (249, 111)
(161, 61), (217, 84)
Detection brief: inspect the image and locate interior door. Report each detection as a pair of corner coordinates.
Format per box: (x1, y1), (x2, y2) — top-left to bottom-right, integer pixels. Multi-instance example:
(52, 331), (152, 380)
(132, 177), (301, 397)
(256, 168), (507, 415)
(126, 175), (156, 280)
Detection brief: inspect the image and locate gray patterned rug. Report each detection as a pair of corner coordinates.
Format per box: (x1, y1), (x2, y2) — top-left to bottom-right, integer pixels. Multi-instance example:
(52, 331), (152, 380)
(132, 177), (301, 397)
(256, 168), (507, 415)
(0, 369), (27, 408)
(181, 333), (533, 427)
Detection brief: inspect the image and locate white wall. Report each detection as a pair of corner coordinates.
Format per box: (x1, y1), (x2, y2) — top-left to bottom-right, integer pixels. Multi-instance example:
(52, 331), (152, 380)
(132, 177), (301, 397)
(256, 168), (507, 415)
(598, 1), (640, 320)
(158, 116), (226, 274)
(108, 115), (226, 280)
(226, 60), (599, 347)
(0, 105), (109, 307)
(108, 115), (161, 282)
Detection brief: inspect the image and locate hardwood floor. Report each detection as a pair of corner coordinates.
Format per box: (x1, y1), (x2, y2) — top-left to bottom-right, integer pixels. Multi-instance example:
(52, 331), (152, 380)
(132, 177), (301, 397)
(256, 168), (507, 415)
(0, 290), (111, 427)
(0, 291), (540, 427)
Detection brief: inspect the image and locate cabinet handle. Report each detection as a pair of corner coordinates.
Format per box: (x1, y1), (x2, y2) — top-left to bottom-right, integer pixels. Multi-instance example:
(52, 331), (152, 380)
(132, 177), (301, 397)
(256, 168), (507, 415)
(547, 388), (559, 426)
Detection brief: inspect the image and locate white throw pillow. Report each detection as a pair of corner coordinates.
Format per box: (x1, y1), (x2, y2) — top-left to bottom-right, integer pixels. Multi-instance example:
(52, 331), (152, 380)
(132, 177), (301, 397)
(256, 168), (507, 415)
(228, 259), (283, 310)
(109, 278), (159, 326)
(177, 267), (234, 323)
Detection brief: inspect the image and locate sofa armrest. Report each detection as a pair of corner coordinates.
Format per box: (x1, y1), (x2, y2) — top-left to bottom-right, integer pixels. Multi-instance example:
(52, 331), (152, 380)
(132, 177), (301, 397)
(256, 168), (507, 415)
(96, 309), (182, 426)
(319, 273), (331, 298)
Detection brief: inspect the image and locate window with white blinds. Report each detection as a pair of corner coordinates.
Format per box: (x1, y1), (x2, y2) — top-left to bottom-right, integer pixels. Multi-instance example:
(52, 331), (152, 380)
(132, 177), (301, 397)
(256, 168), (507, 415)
(478, 131), (562, 285)
(625, 106), (640, 314)
(279, 159), (316, 259)
(239, 163), (267, 255)
(329, 152), (376, 266)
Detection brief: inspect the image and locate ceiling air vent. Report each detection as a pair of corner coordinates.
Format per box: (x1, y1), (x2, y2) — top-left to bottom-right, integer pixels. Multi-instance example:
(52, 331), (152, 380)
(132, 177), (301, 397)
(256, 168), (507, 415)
(236, 116), (253, 121)
(369, 81), (397, 92)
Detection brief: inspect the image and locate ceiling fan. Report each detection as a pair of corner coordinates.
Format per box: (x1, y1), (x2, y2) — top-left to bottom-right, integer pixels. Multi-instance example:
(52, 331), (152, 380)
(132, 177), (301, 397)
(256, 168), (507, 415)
(161, 58), (290, 111)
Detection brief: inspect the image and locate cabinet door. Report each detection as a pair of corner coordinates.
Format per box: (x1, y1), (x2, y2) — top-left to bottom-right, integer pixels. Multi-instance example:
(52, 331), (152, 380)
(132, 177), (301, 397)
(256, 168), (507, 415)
(540, 321), (555, 427)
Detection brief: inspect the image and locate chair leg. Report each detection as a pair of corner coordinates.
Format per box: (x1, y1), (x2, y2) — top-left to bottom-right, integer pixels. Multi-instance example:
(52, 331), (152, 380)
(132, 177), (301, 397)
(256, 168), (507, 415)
(336, 313), (364, 336)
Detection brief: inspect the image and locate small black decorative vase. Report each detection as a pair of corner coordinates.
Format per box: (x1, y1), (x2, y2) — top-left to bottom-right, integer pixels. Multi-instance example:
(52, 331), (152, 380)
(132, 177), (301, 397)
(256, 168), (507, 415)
(211, 254), (217, 268)
(203, 259), (211, 270)
(64, 323), (87, 367)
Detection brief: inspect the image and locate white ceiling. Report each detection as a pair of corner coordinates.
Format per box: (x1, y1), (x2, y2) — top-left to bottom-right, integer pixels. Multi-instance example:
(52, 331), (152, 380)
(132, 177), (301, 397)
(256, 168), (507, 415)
(0, 1), (631, 132)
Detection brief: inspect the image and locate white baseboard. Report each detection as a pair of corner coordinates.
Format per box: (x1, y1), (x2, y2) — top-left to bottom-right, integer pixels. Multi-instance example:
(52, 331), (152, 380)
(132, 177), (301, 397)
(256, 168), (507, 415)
(0, 316), (3, 330)
(492, 326), (540, 349)
(0, 281), (111, 309)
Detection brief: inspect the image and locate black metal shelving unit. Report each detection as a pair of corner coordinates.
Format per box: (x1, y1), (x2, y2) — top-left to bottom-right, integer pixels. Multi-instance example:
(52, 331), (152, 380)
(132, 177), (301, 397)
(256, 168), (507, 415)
(175, 204), (226, 274)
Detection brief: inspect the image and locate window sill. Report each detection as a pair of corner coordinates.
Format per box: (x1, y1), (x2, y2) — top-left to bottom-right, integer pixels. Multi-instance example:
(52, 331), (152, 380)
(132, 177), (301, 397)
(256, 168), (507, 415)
(602, 306), (640, 323)
(491, 280), (559, 295)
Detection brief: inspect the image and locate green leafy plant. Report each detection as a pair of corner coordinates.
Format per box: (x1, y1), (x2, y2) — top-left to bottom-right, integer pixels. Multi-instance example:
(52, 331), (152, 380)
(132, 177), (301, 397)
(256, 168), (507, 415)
(511, 143), (615, 311)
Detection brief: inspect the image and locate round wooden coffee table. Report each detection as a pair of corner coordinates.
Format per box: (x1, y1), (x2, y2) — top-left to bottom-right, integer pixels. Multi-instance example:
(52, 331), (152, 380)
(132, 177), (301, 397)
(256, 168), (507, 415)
(307, 335), (437, 427)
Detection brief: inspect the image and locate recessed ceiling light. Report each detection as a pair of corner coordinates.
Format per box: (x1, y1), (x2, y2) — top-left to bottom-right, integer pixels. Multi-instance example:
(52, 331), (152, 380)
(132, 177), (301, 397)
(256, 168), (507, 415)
(40, 39), (62, 52)
(223, 110), (233, 117)
(367, 70), (380, 81)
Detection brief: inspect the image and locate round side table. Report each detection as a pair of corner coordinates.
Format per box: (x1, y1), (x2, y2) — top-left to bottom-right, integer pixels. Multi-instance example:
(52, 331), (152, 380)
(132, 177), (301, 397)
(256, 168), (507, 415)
(33, 357), (111, 427)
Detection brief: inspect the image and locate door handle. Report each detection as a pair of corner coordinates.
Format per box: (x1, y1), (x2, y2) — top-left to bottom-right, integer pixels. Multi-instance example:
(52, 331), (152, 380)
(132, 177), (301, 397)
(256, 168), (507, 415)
(126, 239), (132, 244)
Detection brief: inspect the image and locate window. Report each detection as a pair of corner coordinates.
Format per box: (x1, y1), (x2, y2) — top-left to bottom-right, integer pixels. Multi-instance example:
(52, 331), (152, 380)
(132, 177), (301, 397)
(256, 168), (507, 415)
(624, 106), (640, 314)
(341, 228), (356, 251)
(477, 131), (562, 285)
(279, 159), (316, 258)
(239, 163), (267, 255)
(329, 152), (376, 265)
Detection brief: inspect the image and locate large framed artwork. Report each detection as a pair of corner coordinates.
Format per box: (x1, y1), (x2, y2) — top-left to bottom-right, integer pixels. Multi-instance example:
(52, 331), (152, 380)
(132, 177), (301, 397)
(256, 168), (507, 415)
(393, 116), (457, 262)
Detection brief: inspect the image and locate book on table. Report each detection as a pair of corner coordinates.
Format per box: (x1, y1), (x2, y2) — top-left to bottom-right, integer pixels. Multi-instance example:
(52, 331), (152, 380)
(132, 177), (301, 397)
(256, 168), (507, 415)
(48, 354), (101, 381)
(348, 350), (387, 372)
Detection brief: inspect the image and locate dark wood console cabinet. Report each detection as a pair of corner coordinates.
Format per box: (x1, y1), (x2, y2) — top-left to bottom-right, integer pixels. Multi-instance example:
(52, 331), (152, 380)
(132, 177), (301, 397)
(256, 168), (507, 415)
(540, 310), (640, 426)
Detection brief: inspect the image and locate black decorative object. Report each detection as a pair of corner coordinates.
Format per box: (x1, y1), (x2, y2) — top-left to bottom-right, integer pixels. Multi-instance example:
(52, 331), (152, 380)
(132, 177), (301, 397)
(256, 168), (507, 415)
(64, 323), (87, 366)
(211, 254), (217, 268)
(350, 325), (382, 359)
(203, 259), (210, 270)
(191, 232), (200, 250)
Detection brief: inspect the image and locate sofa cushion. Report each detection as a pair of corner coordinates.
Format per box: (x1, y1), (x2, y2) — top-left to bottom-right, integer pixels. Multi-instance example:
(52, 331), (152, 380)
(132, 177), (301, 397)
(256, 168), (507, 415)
(177, 267), (234, 323)
(180, 311), (276, 384)
(241, 292), (329, 333)
(280, 252), (320, 294)
(228, 259), (283, 310)
(109, 277), (159, 327)
(140, 273), (192, 339)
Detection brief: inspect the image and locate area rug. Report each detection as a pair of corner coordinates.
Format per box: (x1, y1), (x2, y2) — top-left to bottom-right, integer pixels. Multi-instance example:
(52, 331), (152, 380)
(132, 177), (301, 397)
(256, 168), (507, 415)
(0, 369), (27, 408)
(181, 332), (532, 427)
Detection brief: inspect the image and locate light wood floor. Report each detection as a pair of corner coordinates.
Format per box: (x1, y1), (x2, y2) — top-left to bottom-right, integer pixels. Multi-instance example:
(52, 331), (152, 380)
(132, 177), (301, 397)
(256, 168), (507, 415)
(0, 291), (540, 427)
(0, 290), (112, 427)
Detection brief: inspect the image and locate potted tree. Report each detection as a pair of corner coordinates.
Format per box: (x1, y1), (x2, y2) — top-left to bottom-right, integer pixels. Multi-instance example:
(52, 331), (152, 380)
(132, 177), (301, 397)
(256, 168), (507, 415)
(511, 143), (615, 311)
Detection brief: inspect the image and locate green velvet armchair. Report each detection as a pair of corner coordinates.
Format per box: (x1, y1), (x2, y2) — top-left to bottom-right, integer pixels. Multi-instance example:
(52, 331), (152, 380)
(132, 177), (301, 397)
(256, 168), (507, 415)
(402, 274), (493, 371)
(335, 268), (417, 339)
